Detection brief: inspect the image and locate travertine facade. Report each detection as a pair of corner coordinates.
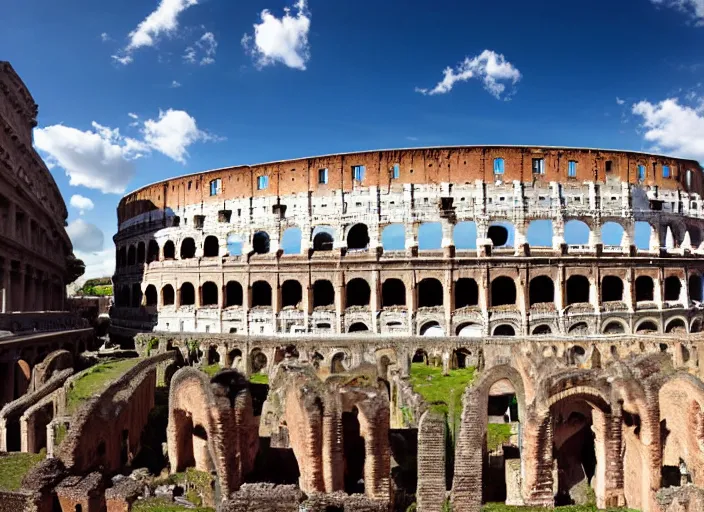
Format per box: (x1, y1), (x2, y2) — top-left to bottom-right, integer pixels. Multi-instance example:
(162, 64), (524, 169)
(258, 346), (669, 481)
(111, 146), (704, 342)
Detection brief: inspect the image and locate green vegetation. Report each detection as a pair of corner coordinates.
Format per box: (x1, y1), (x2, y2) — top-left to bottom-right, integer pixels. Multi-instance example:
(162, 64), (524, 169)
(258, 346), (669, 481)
(409, 362), (476, 426)
(486, 423), (513, 452)
(54, 422), (68, 447)
(200, 364), (221, 377)
(65, 359), (139, 414)
(482, 505), (638, 512)
(0, 449), (46, 491)
(145, 337), (159, 356)
(249, 372), (269, 385)
(77, 278), (113, 297)
(132, 498), (214, 512)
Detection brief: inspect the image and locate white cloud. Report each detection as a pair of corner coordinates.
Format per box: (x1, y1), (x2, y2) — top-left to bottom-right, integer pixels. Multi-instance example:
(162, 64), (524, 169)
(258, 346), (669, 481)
(74, 248), (116, 280)
(242, 0), (311, 70)
(66, 219), (105, 253)
(113, 0), (199, 64)
(184, 31), (217, 65)
(632, 96), (704, 162)
(128, 113), (139, 119)
(415, 50), (522, 99)
(142, 109), (209, 163)
(170, 80), (182, 88)
(616, 97), (625, 105)
(101, 32), (111, 42)
(69, 195), (95, 214)
(34, 123), (143, 194)
(651, 0), (704, 24)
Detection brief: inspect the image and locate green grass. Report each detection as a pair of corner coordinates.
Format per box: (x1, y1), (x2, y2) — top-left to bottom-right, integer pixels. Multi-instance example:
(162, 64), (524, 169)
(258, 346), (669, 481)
(131, 498), (214, 512)
(409, 362), (476, 418)
(482, 505), (638, 512)
(65, 359), (139, 414)
(486, 423), (513, 451)
(249, 373), (269, 385)
(200, 364), (221, 377)
(0, 450), (46, 491)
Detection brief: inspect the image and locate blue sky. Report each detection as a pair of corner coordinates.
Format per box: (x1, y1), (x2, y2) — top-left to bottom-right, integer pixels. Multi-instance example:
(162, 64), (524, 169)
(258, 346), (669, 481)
(2, 0), (704, 278)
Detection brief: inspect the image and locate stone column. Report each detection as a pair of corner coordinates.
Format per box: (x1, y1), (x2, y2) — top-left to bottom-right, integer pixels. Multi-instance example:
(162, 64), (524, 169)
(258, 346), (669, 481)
(680, 274), (689, 307)
(269, 222), (281, 254)
(407, 273), (416, 336)
(303, 284), (311, 332)
(300, 224), (312, 254)
(555, 265), (565, 318)
(518, 268), (529, 334)
(405, 222), (419, 252)
(370, 270), (380, 334)
(589, 218), (602, 251)
(273, 275), (281, 315)
(624, 268), (634, 312)
(479, 271), (490, 335)
(440, 217), (454, 249)
(650, 224), (660, 252)
(335, 282), (345, 334)
(444, 269), (453, 336)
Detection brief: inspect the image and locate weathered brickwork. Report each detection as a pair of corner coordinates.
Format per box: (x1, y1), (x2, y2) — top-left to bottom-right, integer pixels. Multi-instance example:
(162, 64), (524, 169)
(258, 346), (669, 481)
(416, 410), (446, 512)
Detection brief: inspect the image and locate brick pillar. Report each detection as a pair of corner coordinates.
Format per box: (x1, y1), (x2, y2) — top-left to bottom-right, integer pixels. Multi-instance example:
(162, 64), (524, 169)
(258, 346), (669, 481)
(322, 399), (344, 492)
(451, 388), (485, 512)
(335, 283), (344, 334)
(418, 410), (446, 512)
(360, 404), (391, 500)
(370, 270), (380, 334)
(523, 415), (555, 507)
(603, 402), (625, 507)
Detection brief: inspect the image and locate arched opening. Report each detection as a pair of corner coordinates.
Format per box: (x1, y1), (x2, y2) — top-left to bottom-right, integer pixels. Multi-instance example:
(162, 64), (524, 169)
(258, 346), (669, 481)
(226, 233), (243, 256)
(484, 379), (520, 503)
(602, 221), (625, 246)
(603, 320), (626, 335)
(418, 222), (442, 250)
(348, 322), (369, 333)
(118, 246), (127, 267)
(488, 222), (513, 248)
(457, 322), (482, 337)
(342, 407), (365, 494)
(131, 283), (142, 307)
(201, 282), (218, 306)
(526, 219), (553, 247)
(281, 227), (302, 254)
(493, 324), (516, 336)
(568, 322), (589, 335)
(635, 221), (654, 250)
(281, 280), (303, 308)
(491, 276), (517, 307)
(532, 324), (552, 335)
(252, 231), (270, 254)
(566, 345), (587, 365)
(564, 220), (590, 245)
(418, 278), (443, 307)
(312, 226), (334, 251)
(347, 224), (369, 250)
(381, 224), (404, 251)
(412, 349), (429, 364)
(163, 241), (175, 259)
(147, 240), (159, 263)
(420, 321), (444, 337)
(331, 352), (348, 373)
(566, 275), (590, 305)
(453, 348), (473, 368)
(382, 279), (406, 307)
(228, 349), (242, 368)
(635, 276), (654, 302)
(162, 285), (175, 306)
(127, 246), (136, 265)
(346, 278), (370, 307)
(666, 318), (687, 333)
(689, 274), (703, 302)
(529, 276), (555, 306)
(207, 346), (220, 365)
(136, 242), (146, 263)
(665, 276), (682, 301)
(692, 319), (703, 333)
(455, 278), (479, 308)
(145, 285), (157, 306)
(225, 281), (243, 307)
(636, 321), (659, 334)
(453, 221), (477, 250)
(251, 349), (268, 374)
(203, 236), (219, 257)
(601, 276), (624, 302)
(179, 283), (195, 306)
(251, 281), (272, 307)
(313, 280), (334, 308)
(180, 238), (196, 259)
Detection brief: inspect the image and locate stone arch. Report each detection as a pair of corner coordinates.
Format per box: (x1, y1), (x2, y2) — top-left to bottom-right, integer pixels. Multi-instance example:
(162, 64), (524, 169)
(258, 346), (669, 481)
(418, 278), (443, 307)
(635, 276), (654, 302)
(331, 351), (350, 373)
(312, 226), (334, 251)
(568, 322), (589, 335)
(347, 224), (369, 250)
(225, 281), (243, 307)
(147, 240), (160, 263)
(665, 317), (688, 333)
(163, 240), (176, 259)
(203, 235), (220, 257)
(281, 280), (303, 308)
(691, 317), (703, 333)
(226, 233), (244, 256)
(602, 221), (625, 246)
(456, 322), (482, 337)
(281, 226), (301, 254)
(201, 282), (218, 307)
(532, 324), (552, 335)
(419, 321), (444, 337)
(529, 275), (554, 306)
(452, 364), (526, 511)
(635, 221), (654, 251)
(418, 222), (442, 250)
(634, 318), (660, 334)
(252, 231), (270, 254)
(488, 221), (514, 248)
(601, 275), (624, 302)
(566, 275), (590, 305)
(491, 276), (516, 307)
(455, 278), (479, 308)
(689, 274), (703, 303)
(665, 276), (682, 301)
(313, 280), (334, 308)
(564, 219), (590, 245)
(381, 278), (406, 307)
(127, 245), (136, 265)
(348, 322), (370, 333)
(526, 219), (553, 247)
(346, 278), (371, 307)
(602, 318), (628, 335)
(13, 359), (31, 400)
(251, 281), (272, 307)
(453, 221), (477, 250)
(145, 285), (157, 307)
(179, 283), (195, 306)
(250, 349), (268, 374)
(180, 238), (196, 259)
(492, 324), (516, 336)
(162, 285), (175, 306)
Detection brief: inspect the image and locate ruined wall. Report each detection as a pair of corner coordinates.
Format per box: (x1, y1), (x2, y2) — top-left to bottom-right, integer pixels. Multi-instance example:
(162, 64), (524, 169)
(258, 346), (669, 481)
(416, 410), (446, 512)
(58, 352), (176, 473)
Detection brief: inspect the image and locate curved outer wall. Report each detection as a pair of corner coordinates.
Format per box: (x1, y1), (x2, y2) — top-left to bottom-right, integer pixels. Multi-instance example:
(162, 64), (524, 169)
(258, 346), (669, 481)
(0, 61), (72, 312)
(112, 146), (704, 339)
